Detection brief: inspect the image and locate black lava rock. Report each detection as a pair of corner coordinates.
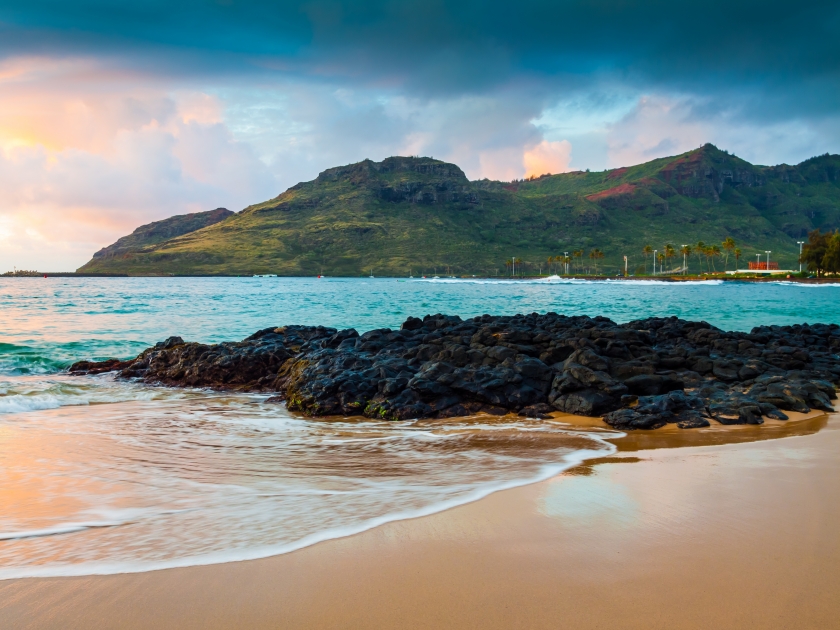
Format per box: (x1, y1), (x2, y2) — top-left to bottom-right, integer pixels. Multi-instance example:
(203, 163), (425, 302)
(69, 313), (840, 430)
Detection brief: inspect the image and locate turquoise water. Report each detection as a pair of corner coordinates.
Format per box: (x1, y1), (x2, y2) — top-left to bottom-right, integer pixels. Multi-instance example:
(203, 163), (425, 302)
(1, 276), (838, 579)
(2, 276), (839, 375)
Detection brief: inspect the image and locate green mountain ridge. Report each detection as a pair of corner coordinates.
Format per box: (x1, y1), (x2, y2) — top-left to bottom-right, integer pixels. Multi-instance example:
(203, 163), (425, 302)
(78, 144), (840, 276)
(89, 208), (233, 263)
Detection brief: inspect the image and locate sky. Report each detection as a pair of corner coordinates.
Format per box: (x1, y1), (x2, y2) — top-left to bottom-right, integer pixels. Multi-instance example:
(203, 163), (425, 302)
(0, 0), (838, 270)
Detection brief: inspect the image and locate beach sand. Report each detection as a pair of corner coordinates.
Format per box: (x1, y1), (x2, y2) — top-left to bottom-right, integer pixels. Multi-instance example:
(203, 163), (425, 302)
(2, 410), (838, 629)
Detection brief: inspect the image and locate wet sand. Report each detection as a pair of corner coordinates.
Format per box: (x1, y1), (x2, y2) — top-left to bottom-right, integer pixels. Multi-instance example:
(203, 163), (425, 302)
(2, 411), (839, 629)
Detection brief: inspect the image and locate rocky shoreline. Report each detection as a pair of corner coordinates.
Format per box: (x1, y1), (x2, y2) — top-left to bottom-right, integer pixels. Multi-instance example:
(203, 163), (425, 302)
(69, 313), (840, 430)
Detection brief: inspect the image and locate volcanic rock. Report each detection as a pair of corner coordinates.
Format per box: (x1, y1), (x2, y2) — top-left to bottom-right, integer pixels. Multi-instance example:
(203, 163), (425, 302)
(69, 314), (840, 430)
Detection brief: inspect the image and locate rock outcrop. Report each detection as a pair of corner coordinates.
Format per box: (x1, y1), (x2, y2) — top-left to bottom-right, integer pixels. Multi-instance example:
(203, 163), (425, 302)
(70, 314), (840, 429)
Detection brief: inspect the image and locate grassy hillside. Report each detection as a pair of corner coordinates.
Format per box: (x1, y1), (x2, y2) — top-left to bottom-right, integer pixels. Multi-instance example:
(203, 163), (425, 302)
(88, 208), (233, 264)
(78, 146), (840, 276)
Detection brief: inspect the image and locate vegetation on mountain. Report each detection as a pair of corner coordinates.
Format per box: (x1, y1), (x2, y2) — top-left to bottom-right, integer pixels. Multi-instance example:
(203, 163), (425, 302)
(77, 145), (840, 276)
(86, 208), (233, 264)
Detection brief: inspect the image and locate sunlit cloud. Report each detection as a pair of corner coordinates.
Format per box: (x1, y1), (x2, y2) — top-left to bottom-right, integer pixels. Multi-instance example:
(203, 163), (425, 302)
(524, 140), (572, 177)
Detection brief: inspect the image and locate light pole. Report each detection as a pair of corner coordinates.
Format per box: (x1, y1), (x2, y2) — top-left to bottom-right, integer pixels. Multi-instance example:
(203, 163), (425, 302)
(653, 250), (658, 275)
(681, 245), (687, 275)
(512, 257), (515, 277)
(765, 251), (771, 271)
(756, 253), (761, 270)
(564, 252), (568, 275)
(797, 241), (804, 273)
(623, 255), (628, 277)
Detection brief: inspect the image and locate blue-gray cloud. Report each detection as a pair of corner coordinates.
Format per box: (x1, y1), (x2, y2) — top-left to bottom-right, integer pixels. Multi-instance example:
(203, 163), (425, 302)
(1, 0), (838, 109)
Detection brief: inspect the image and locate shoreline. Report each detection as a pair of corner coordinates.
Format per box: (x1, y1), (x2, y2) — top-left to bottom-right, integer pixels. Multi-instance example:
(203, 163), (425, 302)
(4, 274), (840, 283)
(2, 409), (837, 629)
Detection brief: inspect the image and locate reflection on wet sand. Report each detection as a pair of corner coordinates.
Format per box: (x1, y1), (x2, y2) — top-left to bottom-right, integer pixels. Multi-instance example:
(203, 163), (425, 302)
(550, 408), (831, 452)
(4, 415), (838, 630)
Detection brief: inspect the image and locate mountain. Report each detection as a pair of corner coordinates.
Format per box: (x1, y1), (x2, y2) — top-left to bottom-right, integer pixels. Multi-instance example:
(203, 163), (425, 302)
(85, 208), (233, 265)
(77, 146), (840, 276)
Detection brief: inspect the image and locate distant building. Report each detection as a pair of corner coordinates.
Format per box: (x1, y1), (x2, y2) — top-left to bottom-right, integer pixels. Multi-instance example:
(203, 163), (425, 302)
(748, 261), (779, 270)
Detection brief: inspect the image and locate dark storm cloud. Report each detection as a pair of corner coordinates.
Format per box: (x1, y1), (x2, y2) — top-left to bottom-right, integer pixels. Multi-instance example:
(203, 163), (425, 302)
(1, 0), (838, 103)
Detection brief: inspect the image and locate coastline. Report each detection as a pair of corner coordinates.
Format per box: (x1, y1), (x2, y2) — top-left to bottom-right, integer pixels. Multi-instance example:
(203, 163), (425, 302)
(4, 274), (840, 283)
(2, 409), (838, 630)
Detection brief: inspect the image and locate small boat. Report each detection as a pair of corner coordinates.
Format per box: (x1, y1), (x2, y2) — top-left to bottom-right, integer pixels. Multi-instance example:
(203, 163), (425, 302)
(253, 274), (277, 278)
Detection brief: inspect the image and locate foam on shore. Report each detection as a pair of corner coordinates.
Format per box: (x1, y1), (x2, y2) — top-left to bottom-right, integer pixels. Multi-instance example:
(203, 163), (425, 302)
(0, 393), (619, 580)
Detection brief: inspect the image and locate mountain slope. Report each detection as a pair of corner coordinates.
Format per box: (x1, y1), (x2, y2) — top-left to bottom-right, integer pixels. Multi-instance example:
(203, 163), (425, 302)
(82, 208), (234, 266)
(77, 147), (840, 276)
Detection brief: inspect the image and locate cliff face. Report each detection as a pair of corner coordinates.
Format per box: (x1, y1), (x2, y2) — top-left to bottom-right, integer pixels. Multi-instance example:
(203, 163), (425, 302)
(255, 157), (479, 211)
(656, 147), (765, 201)
(76, 149), (840, 276)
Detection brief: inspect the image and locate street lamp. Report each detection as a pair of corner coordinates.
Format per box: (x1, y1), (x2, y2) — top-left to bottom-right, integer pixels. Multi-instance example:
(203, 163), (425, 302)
(756, 253), (761, 270)
(797, 241), (805, 273)
(681, 245), (687, 275)
(623, 255), (628, 277)
(765, 250), (771, 271)
(653, 249), (658, 275)
(564, 251), (568, 275)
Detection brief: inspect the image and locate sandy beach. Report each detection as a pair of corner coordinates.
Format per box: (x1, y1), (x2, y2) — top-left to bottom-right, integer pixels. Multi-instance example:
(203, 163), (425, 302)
(1, 409), (837, 629)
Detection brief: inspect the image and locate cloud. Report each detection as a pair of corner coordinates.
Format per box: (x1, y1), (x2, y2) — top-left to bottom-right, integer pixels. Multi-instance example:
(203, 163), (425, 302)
(0, 1), (837, 111)
(0, 2), (838, 270)
(0, 60), (279, 270)
(0, 57), (562, 270)
(524, 140), (572, 178)
(605, 95), (840, 168)
(220, 85), (550, 184)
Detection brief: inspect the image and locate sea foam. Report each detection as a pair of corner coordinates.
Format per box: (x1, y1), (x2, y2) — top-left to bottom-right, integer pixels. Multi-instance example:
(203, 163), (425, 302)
(0, 392), (618, 580)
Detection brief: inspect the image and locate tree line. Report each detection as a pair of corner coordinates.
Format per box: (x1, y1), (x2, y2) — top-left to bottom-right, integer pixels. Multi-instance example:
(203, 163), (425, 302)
(801, 229), (840, 276)
(500, 231), (839, 278)
(538, 239), (743, 276)
(640, 238), (741, 274)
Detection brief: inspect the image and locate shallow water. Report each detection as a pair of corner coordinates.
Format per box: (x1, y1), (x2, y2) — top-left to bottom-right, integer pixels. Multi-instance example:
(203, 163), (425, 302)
(0, 375), (615, 578)
(3, 276), (839, 374)
(1, 276), (838, 578)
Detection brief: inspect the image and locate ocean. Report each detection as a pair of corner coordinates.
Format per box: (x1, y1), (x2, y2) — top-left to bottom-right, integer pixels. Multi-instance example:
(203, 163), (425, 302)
(1, 276), (838, 578)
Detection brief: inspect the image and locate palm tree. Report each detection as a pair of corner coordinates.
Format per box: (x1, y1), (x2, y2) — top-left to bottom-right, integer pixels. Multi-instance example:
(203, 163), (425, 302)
(657, 252), (665, 274)
(664, 244), (676, 274)
(710, 245), (721, 272)
(734, 247), (742, 271)
(695, 241), (705, 271)
(588, 249), (604, 275)
(573, 250), (583, 274)
(642, 245), (653, 275)
(702, 246), (713, 272)
(722, 237), (736, 271)
(680, 245), (692, 274)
